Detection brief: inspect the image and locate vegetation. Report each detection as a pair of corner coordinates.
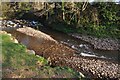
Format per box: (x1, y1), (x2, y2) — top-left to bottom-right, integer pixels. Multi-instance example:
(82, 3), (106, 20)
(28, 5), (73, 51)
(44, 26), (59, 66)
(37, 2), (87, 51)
(1, 2), (119, 78)
(42, 2), (120, 39)
(1, 33), (83, 78)
(1, 2), (120, 39)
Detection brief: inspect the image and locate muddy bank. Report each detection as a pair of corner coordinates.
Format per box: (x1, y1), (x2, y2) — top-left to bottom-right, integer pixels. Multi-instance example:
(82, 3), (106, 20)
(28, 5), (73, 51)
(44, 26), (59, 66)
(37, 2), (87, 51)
(10, 27), (75, 57)
(3, 27), (119, 79)
(69, 33), (120, 51)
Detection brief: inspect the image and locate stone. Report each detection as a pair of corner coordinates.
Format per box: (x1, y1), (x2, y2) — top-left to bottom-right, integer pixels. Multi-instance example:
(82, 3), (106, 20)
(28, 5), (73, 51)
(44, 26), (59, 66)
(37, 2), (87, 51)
(14, 39), (18, 43)
(27, 50), (35, 55)
(69, 33), (119, 50)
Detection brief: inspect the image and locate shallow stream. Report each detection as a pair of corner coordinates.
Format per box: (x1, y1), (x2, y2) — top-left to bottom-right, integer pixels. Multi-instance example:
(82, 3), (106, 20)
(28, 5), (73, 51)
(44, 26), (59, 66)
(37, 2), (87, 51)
(39, 27), (119, 61)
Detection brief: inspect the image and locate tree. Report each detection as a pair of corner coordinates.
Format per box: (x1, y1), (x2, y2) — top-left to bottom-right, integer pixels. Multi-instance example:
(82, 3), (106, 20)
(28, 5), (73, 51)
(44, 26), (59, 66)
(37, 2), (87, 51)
(1, 2), (32, 19)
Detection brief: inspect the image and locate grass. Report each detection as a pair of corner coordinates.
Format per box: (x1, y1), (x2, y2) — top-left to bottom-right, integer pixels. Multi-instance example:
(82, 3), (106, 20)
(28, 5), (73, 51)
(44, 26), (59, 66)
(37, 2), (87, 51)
(1, 33), (83, 78)
(1, 34), (48, 69)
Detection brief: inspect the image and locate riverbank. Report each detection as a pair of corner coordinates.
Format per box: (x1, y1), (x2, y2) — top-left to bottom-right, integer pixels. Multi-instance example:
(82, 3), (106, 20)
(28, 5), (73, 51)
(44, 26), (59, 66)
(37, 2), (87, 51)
(1, 31), (82, 78)
(2, 27), (119, 78)
(69, 33), (120, 51)
(1, 19), (120, 79)
(10, 19), (120, 51)
(45, 21), (120, 51)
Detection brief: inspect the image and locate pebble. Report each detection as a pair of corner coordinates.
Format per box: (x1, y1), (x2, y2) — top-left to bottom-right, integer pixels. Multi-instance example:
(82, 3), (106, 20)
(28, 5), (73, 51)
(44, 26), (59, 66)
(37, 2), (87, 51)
(70, 33), (119, 50)
(14, 39), (18, 43)
(7, 33), (12, 36)
(36, 55), (40, 57)
(27, 50), (35, 55)
(79, 44), (84, 47)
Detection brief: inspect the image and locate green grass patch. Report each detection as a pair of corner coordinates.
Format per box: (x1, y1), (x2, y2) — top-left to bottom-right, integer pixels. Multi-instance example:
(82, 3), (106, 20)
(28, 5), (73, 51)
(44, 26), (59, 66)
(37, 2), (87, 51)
(1, 34), (48, 69)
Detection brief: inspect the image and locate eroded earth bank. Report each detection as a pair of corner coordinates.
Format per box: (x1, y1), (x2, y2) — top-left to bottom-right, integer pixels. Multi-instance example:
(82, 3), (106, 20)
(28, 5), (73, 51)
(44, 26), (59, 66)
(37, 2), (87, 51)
(2, 26), (120, 79)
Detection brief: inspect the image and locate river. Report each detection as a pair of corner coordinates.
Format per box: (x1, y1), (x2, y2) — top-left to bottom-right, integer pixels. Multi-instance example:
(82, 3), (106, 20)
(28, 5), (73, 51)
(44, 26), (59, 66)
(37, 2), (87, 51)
(38, 26), (119, 62)
(2, 19), (120, 78)
(1, 19), (119, 62)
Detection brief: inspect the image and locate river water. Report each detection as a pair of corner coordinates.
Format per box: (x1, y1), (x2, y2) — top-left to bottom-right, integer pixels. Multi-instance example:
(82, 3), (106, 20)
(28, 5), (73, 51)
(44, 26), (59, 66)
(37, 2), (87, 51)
(39, 27), (119, 61)
(1, 19), (119, 62)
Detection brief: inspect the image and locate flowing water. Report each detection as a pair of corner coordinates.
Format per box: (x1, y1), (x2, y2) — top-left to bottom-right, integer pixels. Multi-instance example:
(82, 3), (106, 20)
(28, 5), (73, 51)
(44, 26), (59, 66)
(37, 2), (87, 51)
(39, 27), (119, 61)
